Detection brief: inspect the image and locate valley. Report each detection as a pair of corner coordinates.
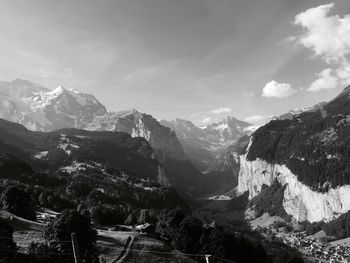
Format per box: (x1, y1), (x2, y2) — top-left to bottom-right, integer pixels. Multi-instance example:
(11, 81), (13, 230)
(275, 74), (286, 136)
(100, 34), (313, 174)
(1, 0), (350, 262)
(0, 79), (350, 262)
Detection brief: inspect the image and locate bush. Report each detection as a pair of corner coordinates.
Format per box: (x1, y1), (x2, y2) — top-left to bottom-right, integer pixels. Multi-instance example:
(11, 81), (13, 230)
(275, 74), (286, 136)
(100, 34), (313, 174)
(175, 216), (204, 254)
(90, 204), (126, 226)
(0, 221), (17, 261)
(1, 185), (36, 220)
(45, 209), (98, 263)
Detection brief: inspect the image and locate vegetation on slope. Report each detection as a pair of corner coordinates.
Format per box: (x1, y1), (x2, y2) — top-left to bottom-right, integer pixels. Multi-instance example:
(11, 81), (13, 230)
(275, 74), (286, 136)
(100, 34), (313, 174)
(247, 86), (350, 191)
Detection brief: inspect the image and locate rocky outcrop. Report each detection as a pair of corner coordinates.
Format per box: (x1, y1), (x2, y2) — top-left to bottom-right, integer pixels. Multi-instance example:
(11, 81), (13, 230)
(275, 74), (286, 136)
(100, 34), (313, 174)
(161, 117), (253, 171)
(0, 80), (107, 131)
(238, 155), (350, 223)
(87, 110), (186, 161)
(235, 85), (350, 223)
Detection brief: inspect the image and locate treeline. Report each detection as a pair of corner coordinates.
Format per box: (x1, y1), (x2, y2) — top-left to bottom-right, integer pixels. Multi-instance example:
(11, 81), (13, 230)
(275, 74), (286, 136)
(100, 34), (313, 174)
(0, 209), (98, 263)
(247, 108), (350, 191)
(0, 155), (304, 263)
(156, 208), (303, 263)
(250, 180), (289, 219)
(0, 155), (187, 226)
(305, 211), (350, 239)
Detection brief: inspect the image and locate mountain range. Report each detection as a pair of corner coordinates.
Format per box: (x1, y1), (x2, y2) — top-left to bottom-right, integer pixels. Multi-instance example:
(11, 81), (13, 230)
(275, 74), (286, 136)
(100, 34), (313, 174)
(160, 117), (252, 193)
(5, 78), (350, 225)
(0, 79), (251, 196)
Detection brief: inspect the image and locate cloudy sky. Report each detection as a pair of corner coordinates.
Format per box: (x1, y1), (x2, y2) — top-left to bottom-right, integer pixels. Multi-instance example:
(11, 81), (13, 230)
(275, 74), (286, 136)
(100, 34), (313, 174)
(0, 0), (350, 125)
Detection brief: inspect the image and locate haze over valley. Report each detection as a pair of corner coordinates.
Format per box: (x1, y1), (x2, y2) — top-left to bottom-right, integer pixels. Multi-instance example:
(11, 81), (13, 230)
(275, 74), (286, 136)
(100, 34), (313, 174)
(1, 1), (350, 263)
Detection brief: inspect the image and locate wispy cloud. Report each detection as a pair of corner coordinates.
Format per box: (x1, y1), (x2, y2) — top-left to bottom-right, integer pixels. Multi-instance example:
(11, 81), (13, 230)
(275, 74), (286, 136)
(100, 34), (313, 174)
(121, 59), (188, 85)
(244, 115), (266, 124)
(209, 107), (232, 114)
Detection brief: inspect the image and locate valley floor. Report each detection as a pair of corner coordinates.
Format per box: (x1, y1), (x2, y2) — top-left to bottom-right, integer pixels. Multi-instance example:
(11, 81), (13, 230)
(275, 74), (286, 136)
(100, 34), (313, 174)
(251, 214), (350, 263)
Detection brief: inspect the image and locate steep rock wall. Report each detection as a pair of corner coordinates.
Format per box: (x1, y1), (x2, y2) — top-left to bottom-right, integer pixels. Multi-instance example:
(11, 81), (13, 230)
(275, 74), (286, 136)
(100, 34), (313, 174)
(238, 155), (350, 222)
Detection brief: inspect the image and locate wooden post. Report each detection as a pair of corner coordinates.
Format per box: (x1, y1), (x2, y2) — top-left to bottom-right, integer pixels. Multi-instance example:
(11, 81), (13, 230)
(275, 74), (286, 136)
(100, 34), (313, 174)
(205, 255), (211, 263)
(71, 232), (82, 263)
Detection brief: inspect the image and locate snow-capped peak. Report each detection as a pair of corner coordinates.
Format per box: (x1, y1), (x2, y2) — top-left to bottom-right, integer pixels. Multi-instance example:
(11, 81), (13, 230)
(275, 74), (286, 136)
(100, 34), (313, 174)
(69, 88), (81, 94)
(47, 85), (66, 97)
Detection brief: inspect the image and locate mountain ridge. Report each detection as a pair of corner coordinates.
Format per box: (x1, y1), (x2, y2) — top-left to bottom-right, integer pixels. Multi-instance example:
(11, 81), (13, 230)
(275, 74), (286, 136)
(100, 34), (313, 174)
(0, 79), (204, 196)
(236, 85), (350, 222)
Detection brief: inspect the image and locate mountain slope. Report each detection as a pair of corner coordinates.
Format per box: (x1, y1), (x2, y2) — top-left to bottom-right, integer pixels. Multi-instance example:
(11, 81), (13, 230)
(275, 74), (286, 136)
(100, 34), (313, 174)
(237, 85), (350, 222)
(0, 79), (107, 131)
(161, 117), (252, 171)
(160, 117), (252, 194)
(0, 118), (162, 182)
(0, 79), (204, 196)
(85, 110), (204, 195)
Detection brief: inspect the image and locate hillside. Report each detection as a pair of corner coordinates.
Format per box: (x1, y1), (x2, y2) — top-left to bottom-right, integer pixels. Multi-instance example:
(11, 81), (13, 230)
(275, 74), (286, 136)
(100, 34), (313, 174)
(237, 85), (350, 223)
(161, 117), (251, 194)
(161, 117), (252, 171)
(0, 79), (205, 196)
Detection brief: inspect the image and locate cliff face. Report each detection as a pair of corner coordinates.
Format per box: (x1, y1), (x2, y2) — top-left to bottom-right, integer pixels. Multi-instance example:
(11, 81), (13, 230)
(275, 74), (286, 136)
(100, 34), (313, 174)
(86, 110), (205, 195)
(238, 155), (350, 223)
(86, 110), (186, 161)
(236, 86), (350, 223)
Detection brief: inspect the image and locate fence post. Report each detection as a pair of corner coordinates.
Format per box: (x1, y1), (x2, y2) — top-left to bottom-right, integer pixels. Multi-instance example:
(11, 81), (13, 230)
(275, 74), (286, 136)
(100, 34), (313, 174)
(71, 232), (82, 263)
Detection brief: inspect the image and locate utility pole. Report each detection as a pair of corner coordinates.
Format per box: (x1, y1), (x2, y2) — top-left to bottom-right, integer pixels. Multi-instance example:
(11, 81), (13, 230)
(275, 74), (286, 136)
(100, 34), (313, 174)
(205, 255), (211, 263)
(71, 232), (82, 263)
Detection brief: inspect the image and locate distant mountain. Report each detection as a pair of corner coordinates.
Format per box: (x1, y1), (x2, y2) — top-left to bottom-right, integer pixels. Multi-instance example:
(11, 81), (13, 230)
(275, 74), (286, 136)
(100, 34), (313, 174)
(0, 78), (50, 97)
(160, 117), (252, 194)
(269, 102), (327, 121)
(161, 116), (252, 172)
(84, 110), (204, 195)
(0, 79), (107, 131)
(0, 79), (204, 196)
(237, 85), (350, 223)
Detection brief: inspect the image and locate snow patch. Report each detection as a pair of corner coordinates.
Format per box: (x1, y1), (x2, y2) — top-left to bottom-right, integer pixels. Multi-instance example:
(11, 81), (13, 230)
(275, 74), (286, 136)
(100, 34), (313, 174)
(206, 195), (232, 201)
(60, 161), (96, 174)
(34, 151), (48, 159)
(131, 118), (151, 141)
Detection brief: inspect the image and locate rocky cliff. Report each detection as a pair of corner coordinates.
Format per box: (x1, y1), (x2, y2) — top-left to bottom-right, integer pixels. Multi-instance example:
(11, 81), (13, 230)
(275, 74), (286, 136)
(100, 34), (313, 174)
(237, 85), (350, 223)
(238, 156), (350, 222)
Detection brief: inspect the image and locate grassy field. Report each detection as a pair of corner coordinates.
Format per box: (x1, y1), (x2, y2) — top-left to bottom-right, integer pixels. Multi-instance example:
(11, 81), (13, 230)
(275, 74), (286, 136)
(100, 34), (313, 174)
(0, 211), (201, 263)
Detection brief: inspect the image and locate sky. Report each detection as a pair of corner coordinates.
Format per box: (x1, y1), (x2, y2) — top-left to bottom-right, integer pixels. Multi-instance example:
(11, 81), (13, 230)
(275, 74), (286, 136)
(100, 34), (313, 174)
(0, 0), (350, 125)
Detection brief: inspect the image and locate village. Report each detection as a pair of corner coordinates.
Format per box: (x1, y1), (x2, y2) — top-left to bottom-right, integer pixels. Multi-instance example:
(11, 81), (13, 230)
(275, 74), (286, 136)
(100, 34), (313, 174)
(253, 224), (350, 263)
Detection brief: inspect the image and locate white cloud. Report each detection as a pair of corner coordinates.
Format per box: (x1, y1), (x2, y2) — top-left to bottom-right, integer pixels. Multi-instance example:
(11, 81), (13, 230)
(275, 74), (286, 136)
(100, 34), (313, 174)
(336, 62), (350, 85)
(244, 115), (266, 124)
(308, 68), (339, 92)
(201, 117), (211, 124)
(294, 3), (350, 92)
(262, 80), (297, 98)
(295, 3), (350, 63)
(209, 107), (232, 114)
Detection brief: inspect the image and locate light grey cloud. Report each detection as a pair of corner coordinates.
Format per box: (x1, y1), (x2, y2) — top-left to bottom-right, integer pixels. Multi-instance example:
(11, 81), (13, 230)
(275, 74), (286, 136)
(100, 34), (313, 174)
(308, 68), (338, 92)
(209, 107), (232, 114)
(244, 115), (266, 124)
